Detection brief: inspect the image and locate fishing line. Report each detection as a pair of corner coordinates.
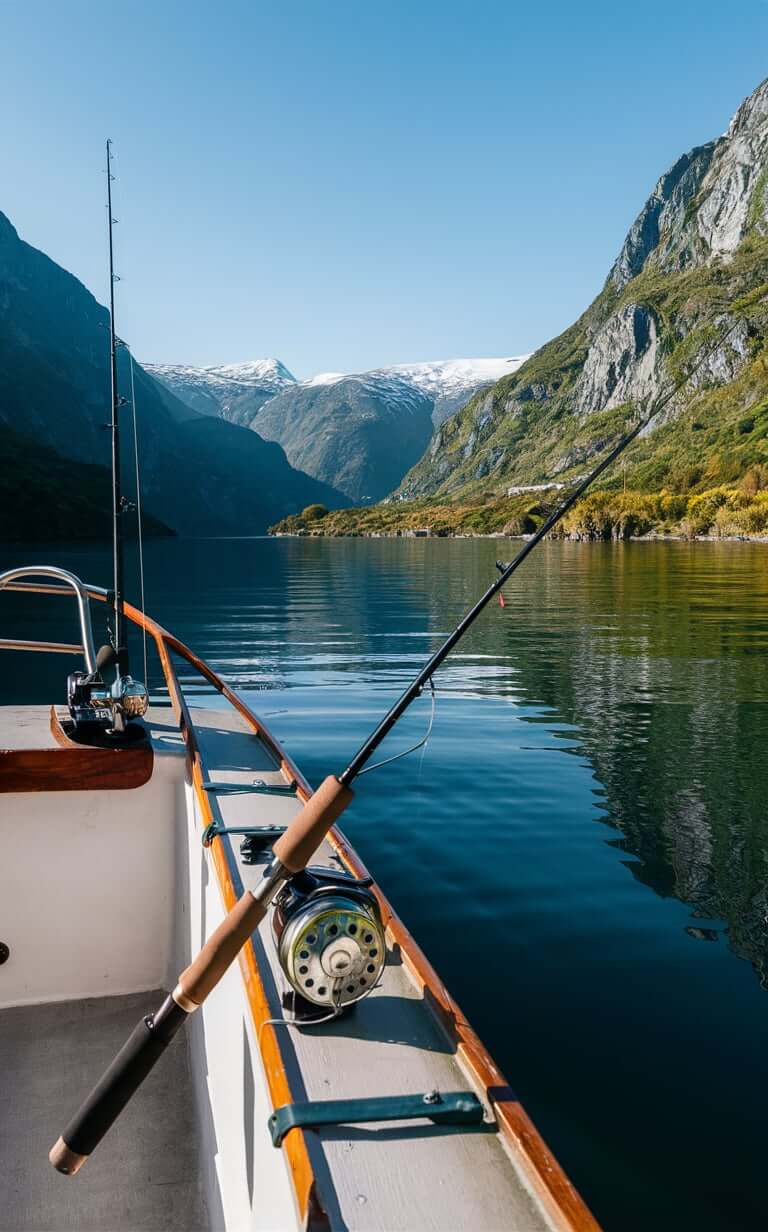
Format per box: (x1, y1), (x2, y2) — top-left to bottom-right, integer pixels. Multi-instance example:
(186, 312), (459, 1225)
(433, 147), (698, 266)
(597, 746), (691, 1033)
(355, 677), (436, 777)
(258, 985), (344, 1043)
(128, 350), (148, 687)
(109, 147), (149, 690)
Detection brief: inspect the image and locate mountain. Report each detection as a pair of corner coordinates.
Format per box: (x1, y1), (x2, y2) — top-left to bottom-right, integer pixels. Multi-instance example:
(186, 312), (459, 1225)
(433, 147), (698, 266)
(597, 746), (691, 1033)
(299, 358), (529, 427)
(0, 424), (174, 542)
(0, 213), (344, 537)
(150, 356), (527, 503)
(392, 358), (531, 424)
(395, 79), (768, 517)
(143, 358), (296, 424)
(251, 373), (435, 503)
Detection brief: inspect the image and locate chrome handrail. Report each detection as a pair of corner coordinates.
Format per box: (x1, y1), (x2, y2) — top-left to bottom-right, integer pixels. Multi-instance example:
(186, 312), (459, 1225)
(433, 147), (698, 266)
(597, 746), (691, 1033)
(0, 566), (99, 674)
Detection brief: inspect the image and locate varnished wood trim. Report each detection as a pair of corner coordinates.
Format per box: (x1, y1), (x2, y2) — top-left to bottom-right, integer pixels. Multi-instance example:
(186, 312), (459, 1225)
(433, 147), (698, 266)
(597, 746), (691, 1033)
(150, 631), (321, 1228)
(49, 707), (76, 749)
(0, 708), (153, 793)
(0, 746), (153, 793)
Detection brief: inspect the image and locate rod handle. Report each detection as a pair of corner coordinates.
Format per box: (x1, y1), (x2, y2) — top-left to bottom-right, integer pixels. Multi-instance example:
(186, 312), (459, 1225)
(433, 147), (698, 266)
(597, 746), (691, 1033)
(177, 888), (269, 1005)
(49, 994), (187, 1175)
(272, 775), (353, 872)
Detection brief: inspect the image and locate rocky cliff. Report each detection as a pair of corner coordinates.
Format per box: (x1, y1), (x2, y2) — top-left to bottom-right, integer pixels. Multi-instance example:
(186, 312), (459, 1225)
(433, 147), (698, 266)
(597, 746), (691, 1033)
(397, 79), (768, 504)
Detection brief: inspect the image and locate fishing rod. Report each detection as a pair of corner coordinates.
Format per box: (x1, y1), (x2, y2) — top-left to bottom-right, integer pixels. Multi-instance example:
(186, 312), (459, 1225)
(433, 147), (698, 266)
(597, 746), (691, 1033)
(106, 138), (128, 680)
(49, 313), (741, 1175)
(68, 142), (150, 738)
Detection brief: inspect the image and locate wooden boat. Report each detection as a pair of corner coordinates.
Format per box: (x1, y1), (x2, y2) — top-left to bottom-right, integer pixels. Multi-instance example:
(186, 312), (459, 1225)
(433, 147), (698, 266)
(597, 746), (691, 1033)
(0, 567), (600, 1230)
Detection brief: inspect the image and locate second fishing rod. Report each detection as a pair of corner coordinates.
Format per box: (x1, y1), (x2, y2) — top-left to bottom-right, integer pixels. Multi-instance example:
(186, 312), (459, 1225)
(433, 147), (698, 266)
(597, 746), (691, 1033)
(49, 314), (742, 1175)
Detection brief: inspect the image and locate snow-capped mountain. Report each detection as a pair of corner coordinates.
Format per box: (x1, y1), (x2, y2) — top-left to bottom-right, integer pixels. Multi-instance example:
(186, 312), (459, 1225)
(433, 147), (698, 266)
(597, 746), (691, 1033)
(365, 358), (528, 424)
(303, 357), (529, 425)
(144, 358), (296, 422)
(145, 354), (530, 502)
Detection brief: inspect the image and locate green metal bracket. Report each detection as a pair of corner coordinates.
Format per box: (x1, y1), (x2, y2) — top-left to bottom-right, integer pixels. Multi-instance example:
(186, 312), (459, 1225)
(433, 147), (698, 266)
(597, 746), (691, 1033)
(201, 778), (297, 796)
(202, 821), (286, 848)
(268, 1090), (487, 1148)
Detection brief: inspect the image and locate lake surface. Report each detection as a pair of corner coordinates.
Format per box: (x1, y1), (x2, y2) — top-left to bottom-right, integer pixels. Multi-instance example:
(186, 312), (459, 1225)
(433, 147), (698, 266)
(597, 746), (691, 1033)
(2, 535), (767, 1231)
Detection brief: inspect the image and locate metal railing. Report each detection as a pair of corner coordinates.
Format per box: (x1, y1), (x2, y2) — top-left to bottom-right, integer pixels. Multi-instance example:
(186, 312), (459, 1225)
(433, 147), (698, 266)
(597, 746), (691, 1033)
(0, 566), (105, 675)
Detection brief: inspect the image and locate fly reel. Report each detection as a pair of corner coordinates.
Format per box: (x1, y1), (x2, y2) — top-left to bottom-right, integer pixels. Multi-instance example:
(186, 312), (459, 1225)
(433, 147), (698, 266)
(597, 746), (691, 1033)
(272, 867), (386, 1011)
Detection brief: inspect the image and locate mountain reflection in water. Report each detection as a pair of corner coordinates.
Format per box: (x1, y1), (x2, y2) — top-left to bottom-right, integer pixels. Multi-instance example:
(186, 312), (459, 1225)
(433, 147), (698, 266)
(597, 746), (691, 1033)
(1, 535), (766, 1232)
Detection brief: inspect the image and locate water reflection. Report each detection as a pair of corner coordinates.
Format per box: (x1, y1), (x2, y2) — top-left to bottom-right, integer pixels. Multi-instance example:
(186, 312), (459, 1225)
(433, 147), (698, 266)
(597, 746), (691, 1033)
(2, 536), (767, 1230)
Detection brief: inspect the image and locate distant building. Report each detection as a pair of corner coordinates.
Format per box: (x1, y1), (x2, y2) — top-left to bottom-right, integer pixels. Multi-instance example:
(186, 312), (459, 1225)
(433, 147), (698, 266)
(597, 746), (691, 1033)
(506, 482), (567, 496)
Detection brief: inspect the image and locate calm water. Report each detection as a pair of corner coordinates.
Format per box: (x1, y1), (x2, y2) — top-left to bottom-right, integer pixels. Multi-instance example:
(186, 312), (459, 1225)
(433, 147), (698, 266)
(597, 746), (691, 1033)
(2, 536), (768, 1231)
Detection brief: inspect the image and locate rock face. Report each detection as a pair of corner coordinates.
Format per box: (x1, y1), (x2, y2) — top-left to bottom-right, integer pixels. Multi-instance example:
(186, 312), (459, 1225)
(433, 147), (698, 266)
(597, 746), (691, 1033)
(0, 212), (345, 535)
(398, 77), (768, 502)
(574, 304), (661, 416)
(612, 79), (768, 288)
(609, 147), (717, 289)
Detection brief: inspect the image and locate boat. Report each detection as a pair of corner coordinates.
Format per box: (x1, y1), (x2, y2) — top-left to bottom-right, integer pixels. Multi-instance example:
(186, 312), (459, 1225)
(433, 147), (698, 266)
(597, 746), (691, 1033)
(0, 142), (608, 1231)
(0, 570), (599, 1231)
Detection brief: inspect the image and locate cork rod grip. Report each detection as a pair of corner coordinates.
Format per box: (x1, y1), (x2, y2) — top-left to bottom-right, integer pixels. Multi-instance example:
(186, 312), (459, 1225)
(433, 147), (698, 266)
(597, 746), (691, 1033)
(177, 890), (268, 1005)
(272, 775), (353, 872)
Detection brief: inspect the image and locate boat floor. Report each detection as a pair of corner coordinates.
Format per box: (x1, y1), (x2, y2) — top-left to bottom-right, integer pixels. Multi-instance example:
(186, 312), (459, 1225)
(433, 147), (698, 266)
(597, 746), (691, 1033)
(0, 990), (208, 1232)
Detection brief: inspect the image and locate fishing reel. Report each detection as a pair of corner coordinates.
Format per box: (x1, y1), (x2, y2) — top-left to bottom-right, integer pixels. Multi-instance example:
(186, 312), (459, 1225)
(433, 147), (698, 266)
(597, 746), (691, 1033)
(272, 867), (386, 1012)
(67, 668), (149, 734)
(67, 644), (148, 737)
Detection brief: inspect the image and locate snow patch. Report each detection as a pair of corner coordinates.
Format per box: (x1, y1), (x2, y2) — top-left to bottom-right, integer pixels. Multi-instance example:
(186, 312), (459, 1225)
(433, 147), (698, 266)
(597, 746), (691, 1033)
(304, 371), (346, 386)
(373, 357), (529, 395)
(144, 357), (296, 396)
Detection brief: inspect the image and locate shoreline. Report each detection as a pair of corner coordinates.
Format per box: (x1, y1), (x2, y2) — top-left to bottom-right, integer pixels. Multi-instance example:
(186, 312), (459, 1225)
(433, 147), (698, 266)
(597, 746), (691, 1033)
(271, 530), (768, 544)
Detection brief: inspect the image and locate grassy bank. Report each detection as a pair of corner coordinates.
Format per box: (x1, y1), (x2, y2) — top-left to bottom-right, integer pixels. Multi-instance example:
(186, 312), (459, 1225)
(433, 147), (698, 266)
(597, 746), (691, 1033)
(269, 475), (768, 541)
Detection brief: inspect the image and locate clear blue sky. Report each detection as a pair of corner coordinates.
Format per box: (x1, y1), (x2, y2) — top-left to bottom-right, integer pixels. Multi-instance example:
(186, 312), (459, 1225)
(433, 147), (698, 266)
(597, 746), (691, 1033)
(1, 1), (766, 377)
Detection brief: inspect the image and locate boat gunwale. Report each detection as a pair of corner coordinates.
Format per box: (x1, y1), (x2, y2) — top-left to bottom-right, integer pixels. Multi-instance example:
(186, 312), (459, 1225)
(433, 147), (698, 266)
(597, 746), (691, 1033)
(7, 580), (600, 1232)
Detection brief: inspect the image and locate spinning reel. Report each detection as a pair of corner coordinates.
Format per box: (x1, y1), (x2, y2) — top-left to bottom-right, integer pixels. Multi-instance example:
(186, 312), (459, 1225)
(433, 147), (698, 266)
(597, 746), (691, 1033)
(67, 643), (148, 737)
(272, 867), (386, 1011)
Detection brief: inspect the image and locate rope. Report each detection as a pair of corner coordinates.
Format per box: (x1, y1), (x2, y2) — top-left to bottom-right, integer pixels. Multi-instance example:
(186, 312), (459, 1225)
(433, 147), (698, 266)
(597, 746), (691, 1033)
(356, 677), (436, 777)
(128, 350), (148, 687)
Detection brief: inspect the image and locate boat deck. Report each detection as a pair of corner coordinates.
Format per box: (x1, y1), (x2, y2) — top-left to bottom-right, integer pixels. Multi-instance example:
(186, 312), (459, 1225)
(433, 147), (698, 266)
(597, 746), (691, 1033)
(0, 990), (207, 1231)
